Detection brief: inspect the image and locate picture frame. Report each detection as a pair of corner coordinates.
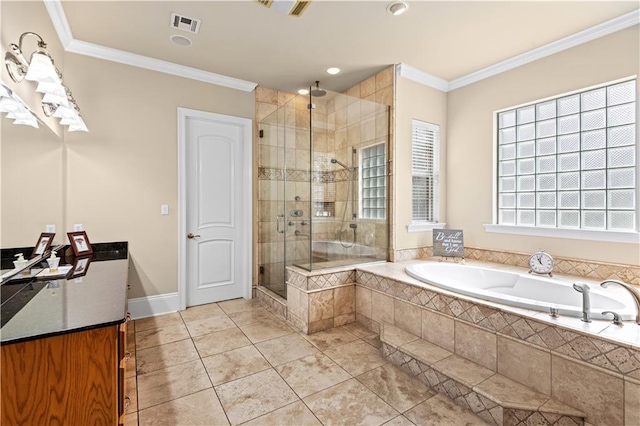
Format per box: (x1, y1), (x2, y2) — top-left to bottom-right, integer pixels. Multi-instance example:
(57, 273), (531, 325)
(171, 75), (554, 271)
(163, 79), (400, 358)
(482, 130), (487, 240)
(70, 256), (91, 278)
(32, 232), (55, 257)
(67, 231), (93, 256)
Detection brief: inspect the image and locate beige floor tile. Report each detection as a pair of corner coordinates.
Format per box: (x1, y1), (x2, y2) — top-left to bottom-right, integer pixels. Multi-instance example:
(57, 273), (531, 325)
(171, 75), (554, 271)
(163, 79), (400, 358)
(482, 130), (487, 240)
(202, 345), (271, 385)
(124, 411), (138, 426)
(276, 353), (351, 398)
(215, 368), (299, 425)
(179, 303), (227, 323)
(135, 313), (184, 332)
(341, 322), (378, 339)
(304, 378), (398, 426)
(357, 364), (436, 413)
(404, 394), (489, 426)
(302, 327), (359, 351)
(218, 298), (263, 314)
(228, 306), (278, 326)
(136, 338), (200, 375)
(382, 416), (416, 426)
(238, 318), (294, 343)
(135, 323), (190, 350)
(137, 359), (211, 410)
(137, 388), (229, 426)
(324, 339), (388, 376)
(192, 327), (251, 358)
(185, 315), (237, 338)
(242, 401), (322, 426)
(255, 333), (320, 366)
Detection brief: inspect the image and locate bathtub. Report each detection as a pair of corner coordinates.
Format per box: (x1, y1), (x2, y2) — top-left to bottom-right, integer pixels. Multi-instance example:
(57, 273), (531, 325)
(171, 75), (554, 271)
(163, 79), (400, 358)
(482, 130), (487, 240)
(406, 262), (635, 321)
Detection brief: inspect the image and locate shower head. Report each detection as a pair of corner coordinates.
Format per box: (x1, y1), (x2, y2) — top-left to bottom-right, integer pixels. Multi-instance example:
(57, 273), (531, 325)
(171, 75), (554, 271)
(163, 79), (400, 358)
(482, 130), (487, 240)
(310, 81), (326, 97)
(330, 158), (350, 171)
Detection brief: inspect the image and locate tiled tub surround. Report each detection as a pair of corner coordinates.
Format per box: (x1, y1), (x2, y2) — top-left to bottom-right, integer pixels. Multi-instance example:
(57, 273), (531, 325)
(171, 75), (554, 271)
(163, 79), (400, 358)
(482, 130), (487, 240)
(354, 261), (640, 426)
(392, 245), (640, 286)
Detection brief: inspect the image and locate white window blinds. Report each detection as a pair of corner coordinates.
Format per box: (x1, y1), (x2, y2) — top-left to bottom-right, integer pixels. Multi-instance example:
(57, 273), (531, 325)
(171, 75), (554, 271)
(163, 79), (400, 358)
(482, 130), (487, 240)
(412, 120), (440, 222)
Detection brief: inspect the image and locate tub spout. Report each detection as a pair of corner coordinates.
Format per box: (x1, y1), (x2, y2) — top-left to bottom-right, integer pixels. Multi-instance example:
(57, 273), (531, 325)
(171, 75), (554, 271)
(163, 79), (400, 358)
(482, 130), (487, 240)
(600, 280), (640, 325)
(572, 283), (591, 323)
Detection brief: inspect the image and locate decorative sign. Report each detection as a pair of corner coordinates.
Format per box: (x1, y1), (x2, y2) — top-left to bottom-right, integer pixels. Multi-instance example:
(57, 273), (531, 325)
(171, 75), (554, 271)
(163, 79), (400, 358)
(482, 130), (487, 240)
(433, 229), (464, 257)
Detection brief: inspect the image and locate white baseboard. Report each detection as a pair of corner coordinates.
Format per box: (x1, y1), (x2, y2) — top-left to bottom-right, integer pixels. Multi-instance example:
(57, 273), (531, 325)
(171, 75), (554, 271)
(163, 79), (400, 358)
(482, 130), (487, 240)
(128, 292), (179, 320)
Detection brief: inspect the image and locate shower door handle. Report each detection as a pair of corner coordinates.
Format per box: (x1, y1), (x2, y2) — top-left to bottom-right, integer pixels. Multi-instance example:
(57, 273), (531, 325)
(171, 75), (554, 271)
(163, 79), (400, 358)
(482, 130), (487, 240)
(276, 215), (285, 234)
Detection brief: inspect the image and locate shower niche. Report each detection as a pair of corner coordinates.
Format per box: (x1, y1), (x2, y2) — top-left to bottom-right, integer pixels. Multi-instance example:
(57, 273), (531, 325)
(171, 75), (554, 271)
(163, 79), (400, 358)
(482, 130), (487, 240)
(257, 85), (390, 298)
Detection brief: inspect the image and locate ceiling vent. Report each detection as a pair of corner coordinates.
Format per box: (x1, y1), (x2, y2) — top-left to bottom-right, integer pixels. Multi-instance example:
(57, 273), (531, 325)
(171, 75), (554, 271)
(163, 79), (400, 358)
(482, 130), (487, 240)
(170, 13), (201, 34)
(254, 0), (311, 17)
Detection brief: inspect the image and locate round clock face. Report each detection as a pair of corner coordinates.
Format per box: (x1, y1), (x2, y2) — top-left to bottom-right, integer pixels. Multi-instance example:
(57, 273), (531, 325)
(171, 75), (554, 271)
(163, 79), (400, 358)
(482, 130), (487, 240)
(529, 252), (554, 274)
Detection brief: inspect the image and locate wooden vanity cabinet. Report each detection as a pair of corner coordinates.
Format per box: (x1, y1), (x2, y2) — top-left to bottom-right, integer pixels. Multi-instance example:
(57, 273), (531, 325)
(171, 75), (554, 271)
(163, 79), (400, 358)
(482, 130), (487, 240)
(1, 320), (128, 426)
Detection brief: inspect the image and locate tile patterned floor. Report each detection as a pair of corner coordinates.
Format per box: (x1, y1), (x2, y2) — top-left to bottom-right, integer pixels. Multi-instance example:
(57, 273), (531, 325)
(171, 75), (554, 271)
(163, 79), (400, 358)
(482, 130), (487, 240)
(125, 299), (489, 426)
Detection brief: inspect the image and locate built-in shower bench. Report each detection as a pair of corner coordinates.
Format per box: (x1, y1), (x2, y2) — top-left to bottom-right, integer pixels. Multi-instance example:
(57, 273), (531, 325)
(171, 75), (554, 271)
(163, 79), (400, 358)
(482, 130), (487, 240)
(380, 323), (585, 426)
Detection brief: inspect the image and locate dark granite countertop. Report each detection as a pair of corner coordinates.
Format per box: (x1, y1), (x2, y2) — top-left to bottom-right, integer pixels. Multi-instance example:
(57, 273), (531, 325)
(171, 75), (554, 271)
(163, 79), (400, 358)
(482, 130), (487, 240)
(0, 242), (129, 345)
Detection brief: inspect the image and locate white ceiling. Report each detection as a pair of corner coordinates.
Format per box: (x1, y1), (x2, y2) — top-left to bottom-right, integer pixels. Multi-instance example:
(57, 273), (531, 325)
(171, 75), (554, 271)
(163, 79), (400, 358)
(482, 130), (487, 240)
(60, 1), (639, 93)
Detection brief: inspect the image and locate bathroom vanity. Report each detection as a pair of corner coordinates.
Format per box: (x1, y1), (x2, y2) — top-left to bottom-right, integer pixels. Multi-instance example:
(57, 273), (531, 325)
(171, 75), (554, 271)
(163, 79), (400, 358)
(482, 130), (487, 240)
(0, 242), (130, 426)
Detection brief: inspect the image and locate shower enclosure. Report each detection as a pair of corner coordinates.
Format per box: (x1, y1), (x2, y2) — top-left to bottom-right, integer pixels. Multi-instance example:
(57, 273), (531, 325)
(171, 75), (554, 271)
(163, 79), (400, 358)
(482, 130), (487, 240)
(258, 86), (390, 298)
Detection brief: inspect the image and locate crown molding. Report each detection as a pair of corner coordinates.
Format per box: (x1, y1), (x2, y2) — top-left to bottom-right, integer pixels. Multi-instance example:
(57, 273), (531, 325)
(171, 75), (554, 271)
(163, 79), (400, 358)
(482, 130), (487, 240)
(43, 0), (73, 49)
(66, 40), (258, 92)
(448, 9), (640, 91)
(396, 63), (449, 92)
(44, 0), (257, 92)
(45, 0), (637, 94)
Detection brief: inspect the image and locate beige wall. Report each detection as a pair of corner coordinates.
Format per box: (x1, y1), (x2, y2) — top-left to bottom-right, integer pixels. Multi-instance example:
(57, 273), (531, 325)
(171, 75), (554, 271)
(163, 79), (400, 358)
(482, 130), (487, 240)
(446, 26), (639, 265)
(63, 53), (254, 298)
(1, 0), (65, 247)
(394, 77), (447, 250)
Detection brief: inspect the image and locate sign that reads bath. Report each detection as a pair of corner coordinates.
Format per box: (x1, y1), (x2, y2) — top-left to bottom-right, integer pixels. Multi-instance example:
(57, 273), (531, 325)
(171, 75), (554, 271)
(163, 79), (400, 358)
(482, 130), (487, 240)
(433, 229), (464, 258)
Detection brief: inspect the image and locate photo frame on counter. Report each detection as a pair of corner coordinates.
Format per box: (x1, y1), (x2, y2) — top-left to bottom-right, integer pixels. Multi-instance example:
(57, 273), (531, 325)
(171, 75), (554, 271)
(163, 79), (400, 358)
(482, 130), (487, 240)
(70, 256), (91, 278)
(32, 233), (55, 257)
(67, 231), (93, 256)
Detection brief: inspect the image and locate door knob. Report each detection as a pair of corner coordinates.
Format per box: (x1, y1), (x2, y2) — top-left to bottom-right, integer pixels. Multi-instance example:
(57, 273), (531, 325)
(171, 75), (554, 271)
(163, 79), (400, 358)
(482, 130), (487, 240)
(187, 233), (201, 239)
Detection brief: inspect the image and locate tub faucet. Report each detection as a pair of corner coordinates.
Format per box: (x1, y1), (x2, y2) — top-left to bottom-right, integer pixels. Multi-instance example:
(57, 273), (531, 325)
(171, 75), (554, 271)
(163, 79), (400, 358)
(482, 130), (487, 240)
(600, 280), (640, 325)
(572, 283), (591, 323)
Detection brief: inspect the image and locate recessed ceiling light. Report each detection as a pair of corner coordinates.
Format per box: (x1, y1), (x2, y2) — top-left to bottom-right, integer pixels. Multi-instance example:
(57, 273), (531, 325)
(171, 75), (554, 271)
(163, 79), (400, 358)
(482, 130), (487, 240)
(326, 67), (341, 75)
(387, 1), (408, 16)
(298, 89), (310, 95)
(170, 34), (192, 47)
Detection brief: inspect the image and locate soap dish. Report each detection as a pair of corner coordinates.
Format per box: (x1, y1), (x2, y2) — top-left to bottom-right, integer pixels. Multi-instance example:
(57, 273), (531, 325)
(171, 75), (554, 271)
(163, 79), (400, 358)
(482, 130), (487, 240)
(36, 266), (73, 279)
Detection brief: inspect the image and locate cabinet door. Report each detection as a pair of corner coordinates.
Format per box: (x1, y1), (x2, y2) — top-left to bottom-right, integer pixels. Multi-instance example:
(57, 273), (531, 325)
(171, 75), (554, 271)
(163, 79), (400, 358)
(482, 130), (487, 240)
(1, 325), (119, 425)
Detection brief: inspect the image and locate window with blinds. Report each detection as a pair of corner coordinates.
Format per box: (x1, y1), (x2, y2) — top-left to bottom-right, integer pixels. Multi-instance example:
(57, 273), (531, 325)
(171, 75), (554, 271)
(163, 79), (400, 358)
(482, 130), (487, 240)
(412, 120), (440, 223)
(496, 79), (637, 231)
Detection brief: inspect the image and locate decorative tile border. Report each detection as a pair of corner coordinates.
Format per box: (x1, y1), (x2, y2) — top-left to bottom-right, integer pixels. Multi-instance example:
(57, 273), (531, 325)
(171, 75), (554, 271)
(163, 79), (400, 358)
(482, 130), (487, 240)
(287, 267), (356, 291)
(257, 166), (354, 183)
(392, 246), (640, 286)
(256, 286), (287, 321)
(357, 270), (640, 380)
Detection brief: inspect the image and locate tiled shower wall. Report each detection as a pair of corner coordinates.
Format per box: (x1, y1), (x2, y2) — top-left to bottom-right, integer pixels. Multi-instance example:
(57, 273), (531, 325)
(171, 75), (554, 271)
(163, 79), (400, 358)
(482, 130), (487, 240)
(255, 66), (395, 292)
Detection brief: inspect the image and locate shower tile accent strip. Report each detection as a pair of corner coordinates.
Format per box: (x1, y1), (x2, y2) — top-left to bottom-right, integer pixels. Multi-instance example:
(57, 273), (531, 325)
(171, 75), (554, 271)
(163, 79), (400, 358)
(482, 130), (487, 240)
(392, 246), (640, 286)
(381, 324), (586, 426)
(355, 262), (639, 425)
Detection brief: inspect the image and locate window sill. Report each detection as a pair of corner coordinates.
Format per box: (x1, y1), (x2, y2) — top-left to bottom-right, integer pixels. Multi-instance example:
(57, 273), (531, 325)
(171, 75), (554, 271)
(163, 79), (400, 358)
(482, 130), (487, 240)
(407, 223), (447, 233)
(483, 224), (640, 244)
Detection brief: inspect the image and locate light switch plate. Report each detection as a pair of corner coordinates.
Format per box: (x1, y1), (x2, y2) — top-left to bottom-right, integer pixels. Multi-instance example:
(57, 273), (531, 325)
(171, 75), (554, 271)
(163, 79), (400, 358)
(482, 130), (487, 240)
(74, 224), (83, 231)
(46, 224), (56, 233)
(161, 205), (169, 215)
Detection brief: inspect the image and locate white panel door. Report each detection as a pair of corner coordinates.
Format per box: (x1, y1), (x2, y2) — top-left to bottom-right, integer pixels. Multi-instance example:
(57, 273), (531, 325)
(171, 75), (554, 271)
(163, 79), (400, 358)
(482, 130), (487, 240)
(186, 115), (248, 306)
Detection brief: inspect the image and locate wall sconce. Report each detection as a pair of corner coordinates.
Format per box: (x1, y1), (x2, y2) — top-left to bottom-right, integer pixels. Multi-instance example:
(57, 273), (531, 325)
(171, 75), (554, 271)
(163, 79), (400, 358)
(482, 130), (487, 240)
(0, 82), (39, 128)
(5, 32), (88, 132)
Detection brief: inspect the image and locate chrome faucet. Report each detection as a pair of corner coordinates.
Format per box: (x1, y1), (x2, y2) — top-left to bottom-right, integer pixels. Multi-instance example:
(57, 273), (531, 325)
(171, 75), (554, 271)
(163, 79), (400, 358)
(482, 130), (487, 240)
(600, 280), (640, 325)
(572, 283), (591, 323)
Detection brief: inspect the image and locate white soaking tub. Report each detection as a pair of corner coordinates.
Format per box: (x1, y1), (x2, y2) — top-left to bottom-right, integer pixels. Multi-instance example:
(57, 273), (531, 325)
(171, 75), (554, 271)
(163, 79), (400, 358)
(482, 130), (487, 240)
(406, 262), (635, 321)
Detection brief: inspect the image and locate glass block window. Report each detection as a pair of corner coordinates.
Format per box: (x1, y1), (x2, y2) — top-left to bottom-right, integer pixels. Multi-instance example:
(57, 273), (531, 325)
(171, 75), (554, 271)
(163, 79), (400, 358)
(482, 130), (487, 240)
(360, 142), (386, 219)
(412, 120), (440, 223)
(497, 79), (637, 231)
